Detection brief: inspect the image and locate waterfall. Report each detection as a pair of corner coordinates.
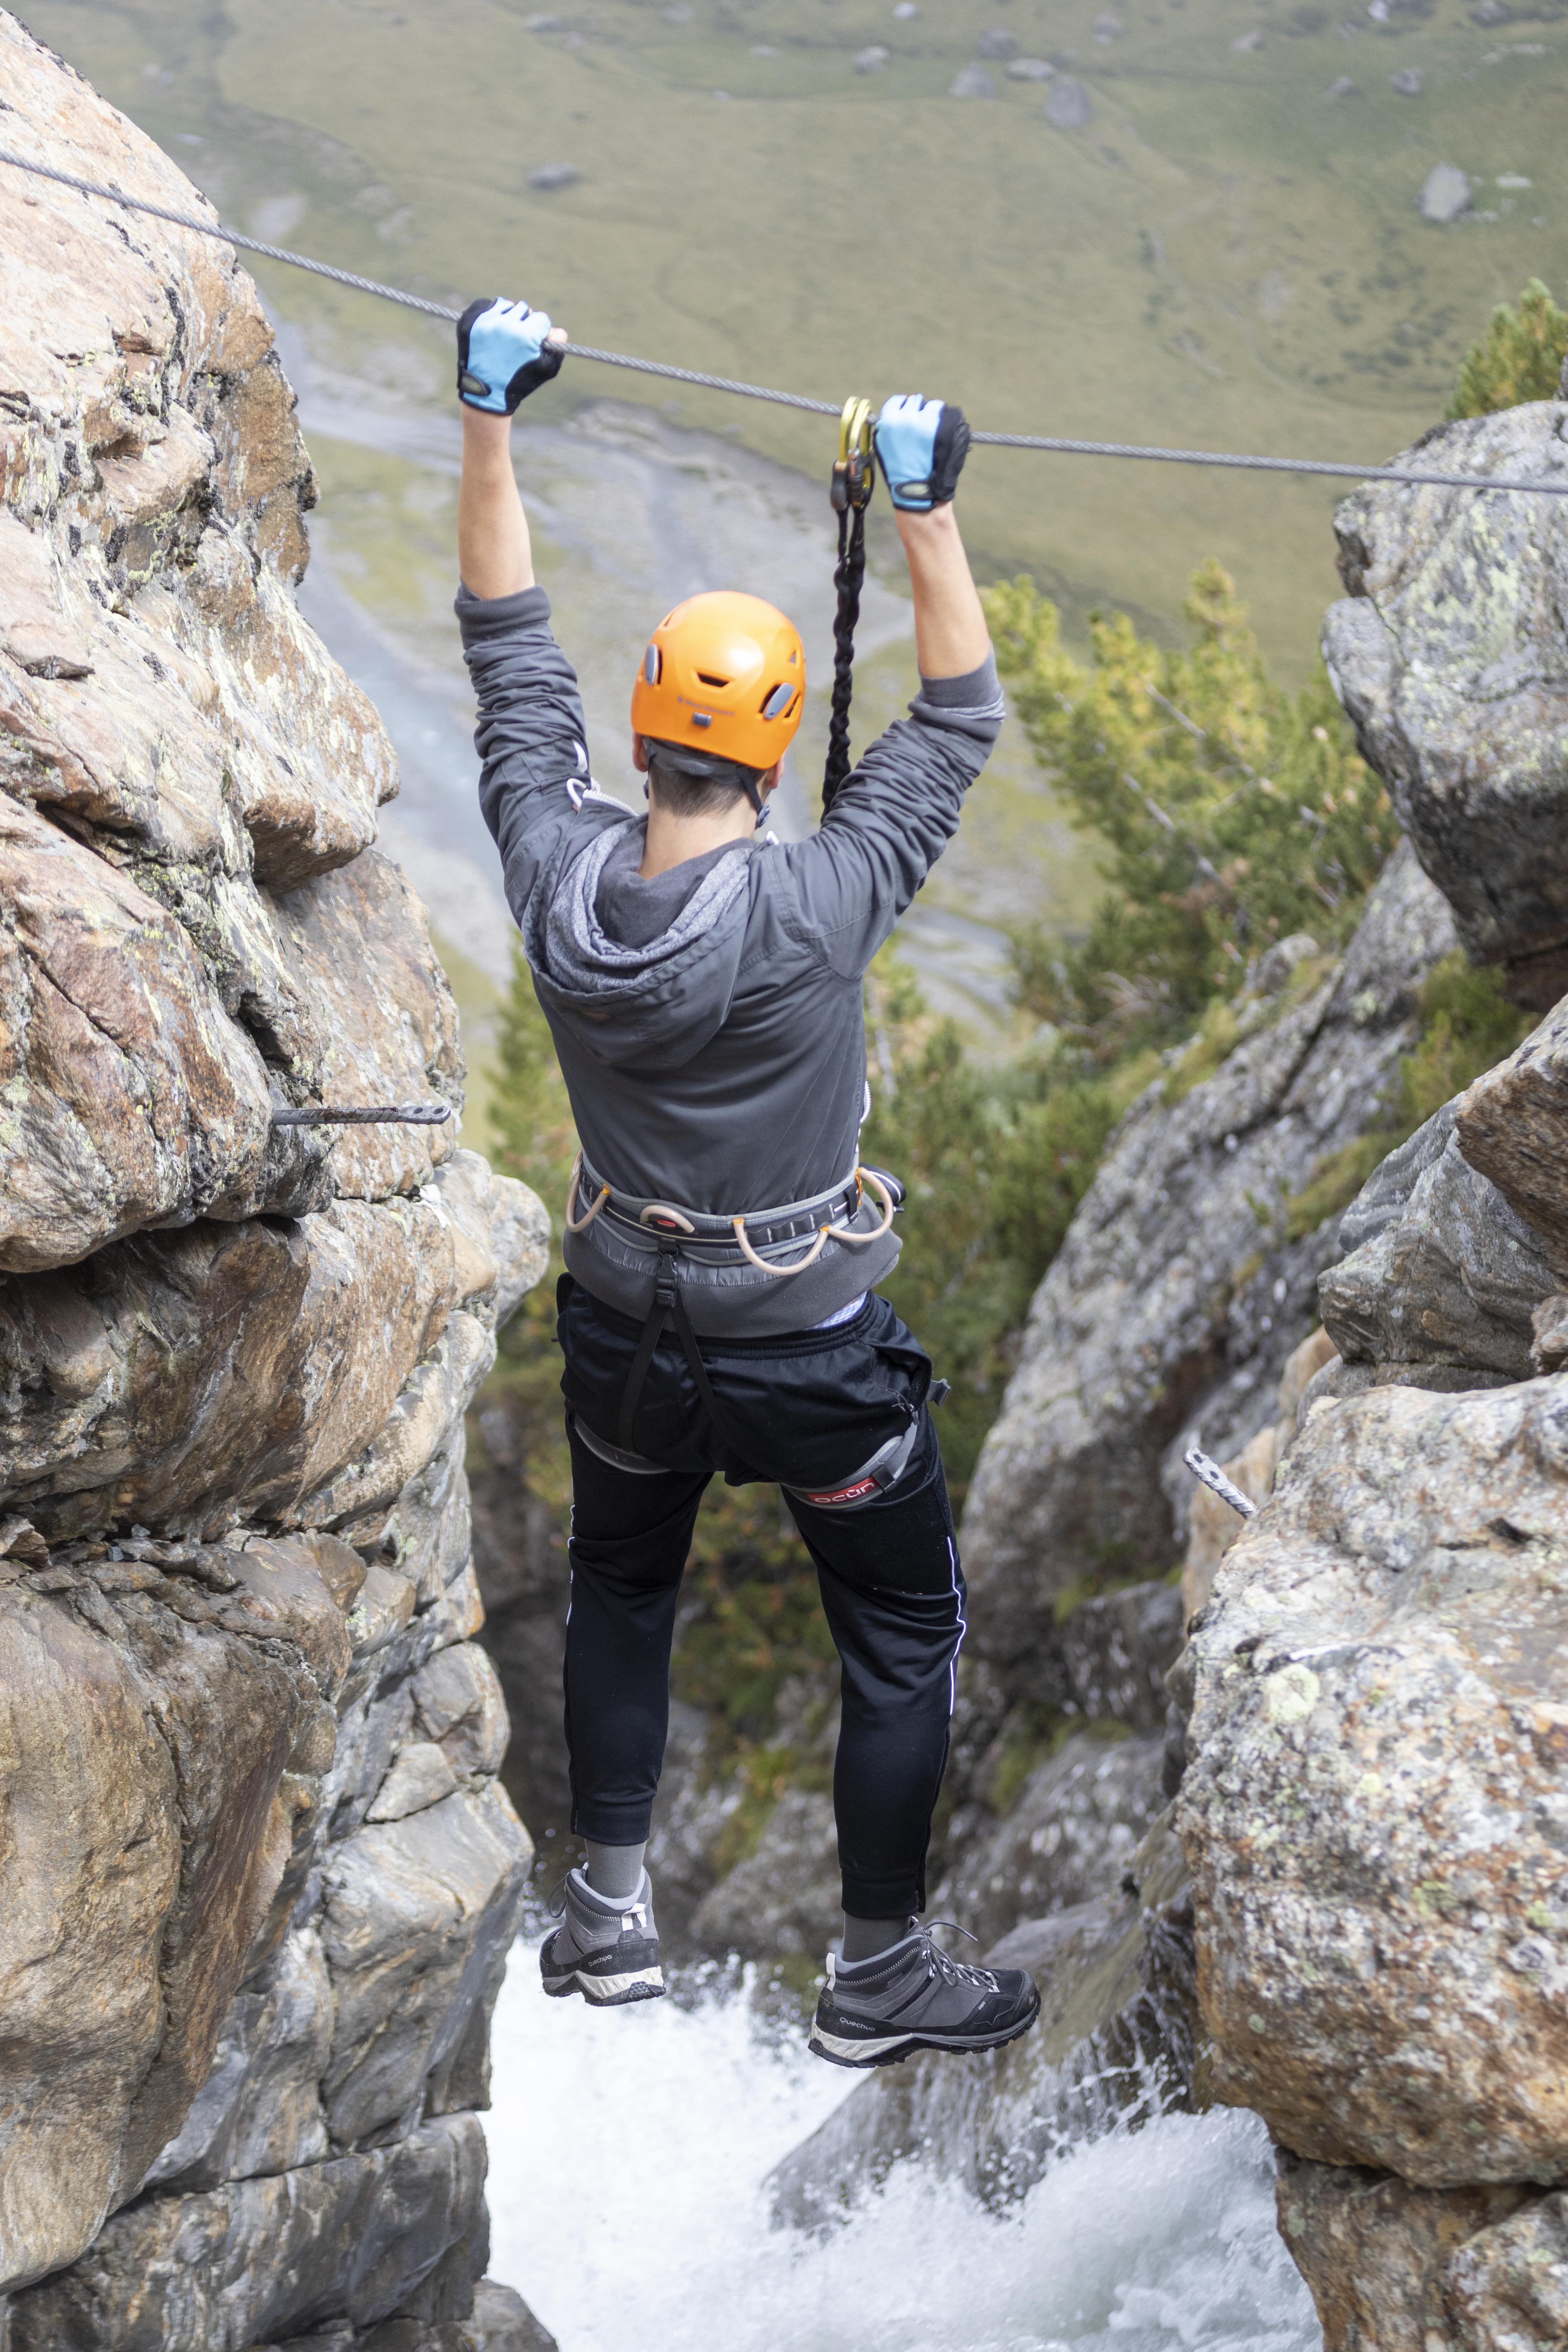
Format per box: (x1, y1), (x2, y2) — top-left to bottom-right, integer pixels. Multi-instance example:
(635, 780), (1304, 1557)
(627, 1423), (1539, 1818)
(482, 1943), (1323, 2352)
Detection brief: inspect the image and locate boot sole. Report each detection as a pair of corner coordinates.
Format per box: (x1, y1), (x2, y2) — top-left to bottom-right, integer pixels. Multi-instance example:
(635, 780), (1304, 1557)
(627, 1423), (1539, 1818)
(542, 1963), (666, 2006)
(809, 1987), (1041, 2069)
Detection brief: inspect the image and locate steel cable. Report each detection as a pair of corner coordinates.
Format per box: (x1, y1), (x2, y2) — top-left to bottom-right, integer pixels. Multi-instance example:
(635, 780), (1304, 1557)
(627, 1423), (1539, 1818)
(4, 143), (1568, 497)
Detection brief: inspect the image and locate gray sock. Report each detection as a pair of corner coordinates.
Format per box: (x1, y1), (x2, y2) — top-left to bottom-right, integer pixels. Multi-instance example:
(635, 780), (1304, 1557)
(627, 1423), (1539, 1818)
(585, 1840), (647, 1901)
(841, 1913), (913, 1964)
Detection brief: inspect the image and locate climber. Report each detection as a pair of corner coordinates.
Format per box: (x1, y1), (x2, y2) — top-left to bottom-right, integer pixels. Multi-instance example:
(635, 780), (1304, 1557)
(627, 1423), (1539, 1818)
(454, 296), (1040, 2068)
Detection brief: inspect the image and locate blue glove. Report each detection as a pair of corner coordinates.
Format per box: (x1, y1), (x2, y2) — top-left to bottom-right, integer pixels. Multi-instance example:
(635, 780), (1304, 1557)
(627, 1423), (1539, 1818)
(872, 394), (971, 511)
(456, 297), (564, 413)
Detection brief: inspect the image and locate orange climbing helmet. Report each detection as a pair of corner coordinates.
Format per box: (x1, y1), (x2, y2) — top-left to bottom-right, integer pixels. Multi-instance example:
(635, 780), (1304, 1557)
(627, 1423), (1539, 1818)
(631, 591), (805, 775)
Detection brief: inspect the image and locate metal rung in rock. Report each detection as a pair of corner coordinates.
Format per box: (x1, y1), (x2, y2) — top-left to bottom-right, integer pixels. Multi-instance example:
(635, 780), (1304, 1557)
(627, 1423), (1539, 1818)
(271, 1103), (454, 1126)
(1183, 1444), (1259, 1520)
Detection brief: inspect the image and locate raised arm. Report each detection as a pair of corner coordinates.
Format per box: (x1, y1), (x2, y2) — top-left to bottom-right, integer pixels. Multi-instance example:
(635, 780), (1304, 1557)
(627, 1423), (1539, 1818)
(780, 393), (1003, 971)
(453, 297), (623, 932)
(875, 395), (991, 680)
(455, 297), (568, 598)
(459, 409), (534, 597)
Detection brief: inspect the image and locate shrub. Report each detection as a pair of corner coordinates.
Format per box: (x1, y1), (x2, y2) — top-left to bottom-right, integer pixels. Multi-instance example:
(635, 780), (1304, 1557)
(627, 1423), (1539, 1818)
(1448, 279), (1568, 420)
(988, 562), (1399, 1056)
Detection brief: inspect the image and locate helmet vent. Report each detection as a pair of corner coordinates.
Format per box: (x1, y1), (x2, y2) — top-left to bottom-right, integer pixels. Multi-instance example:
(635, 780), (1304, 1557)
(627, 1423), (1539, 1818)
(695, 672), (729, 688)
(643, 646), (661, 684)
(761, 684), (794, 720)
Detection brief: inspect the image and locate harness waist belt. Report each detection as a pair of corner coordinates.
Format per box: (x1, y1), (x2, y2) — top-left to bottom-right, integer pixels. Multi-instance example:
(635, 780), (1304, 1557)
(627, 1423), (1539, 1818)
(563, 1149), (905, 1339)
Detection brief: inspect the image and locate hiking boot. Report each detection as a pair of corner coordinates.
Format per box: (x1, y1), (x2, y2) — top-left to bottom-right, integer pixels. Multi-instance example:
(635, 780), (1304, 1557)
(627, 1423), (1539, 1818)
(809, 1921), (1039, 2068)
(540, 1868), (665, 2006)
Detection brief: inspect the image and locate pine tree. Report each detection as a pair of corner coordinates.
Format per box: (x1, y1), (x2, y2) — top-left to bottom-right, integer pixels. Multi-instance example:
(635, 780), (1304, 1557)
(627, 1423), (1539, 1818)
(1448, 279), (1568, 419)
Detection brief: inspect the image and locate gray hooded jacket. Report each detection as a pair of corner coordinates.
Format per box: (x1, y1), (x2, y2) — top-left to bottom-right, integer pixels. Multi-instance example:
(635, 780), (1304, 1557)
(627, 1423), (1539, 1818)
(461, 583), (1002, 1332)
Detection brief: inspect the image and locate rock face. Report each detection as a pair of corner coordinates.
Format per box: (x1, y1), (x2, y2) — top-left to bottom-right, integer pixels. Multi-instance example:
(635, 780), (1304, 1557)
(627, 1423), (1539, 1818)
(1319, 1101), (1568, 1382)
(1180, 1375), (1568, 2188)
(1274, 2154), (1563, 2352)
(0, 23), (550, 2346)
(961, 838), (1456, 1685)
(1151, 429), (1568, 2349)
(1323, 400), (1568, 1005)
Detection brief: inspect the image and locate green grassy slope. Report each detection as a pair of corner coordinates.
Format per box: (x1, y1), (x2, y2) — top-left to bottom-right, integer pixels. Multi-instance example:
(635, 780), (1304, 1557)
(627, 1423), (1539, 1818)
(24, 0), (1566, 670)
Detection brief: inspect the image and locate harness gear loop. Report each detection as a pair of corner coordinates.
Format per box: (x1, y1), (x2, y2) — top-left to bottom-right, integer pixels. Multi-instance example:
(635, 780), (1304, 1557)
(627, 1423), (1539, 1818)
(823, 397), (876, 813)
(727, 1166), (896, 1275)
(564, 1149), (610, 1233)
(825, 1166), (896, 1248)
(731, 1219), (831, 1277)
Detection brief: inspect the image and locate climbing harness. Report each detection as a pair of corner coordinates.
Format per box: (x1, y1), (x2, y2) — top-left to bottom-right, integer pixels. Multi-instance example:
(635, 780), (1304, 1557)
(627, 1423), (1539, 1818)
(4, 147), (1568, 500)
(560, 1151), (919, 1494)
(823, 397), (877, 811)
(271, 1101), (453, 1126)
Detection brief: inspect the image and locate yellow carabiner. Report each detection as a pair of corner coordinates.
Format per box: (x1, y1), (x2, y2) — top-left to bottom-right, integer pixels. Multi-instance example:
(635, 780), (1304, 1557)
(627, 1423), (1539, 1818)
(831, 395), (876, 515)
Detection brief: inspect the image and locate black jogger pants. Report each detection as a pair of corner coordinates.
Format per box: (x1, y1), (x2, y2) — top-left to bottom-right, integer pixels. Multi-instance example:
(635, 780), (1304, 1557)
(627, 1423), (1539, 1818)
(556, 1275), (967, 1919)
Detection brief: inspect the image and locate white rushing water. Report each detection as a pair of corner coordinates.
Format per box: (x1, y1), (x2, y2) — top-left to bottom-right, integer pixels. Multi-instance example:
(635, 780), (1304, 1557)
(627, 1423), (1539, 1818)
(483, 1947), (1323, 2352)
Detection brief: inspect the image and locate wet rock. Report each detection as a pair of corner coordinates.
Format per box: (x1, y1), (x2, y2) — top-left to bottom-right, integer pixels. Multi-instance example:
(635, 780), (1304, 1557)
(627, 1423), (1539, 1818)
(1320, 1104), (1568, 1378)
(464, 2282), (562, 2351)
(949, 63), (998, 96)
(1006, 58), (1056, 80)
(1457, 990), (1568, 1252)
(527, 163), (578, 191)
(937, 1729), (1167, 1952)
(1389, 64), (1424, 91)
(978, 26), (1019, 56)
(961, 841), (1455, 1683)
(769, 1809), (1198, 2220)
(1418, 162), (1472, 221)
(1179, 1373), (1568, 2185)
(853, 45), (890, 72)
(6, 2114), (490, 2350)
(1274, 2152), (1547, 2352)
(1045, 75), (1094, 125)
(1323, 402), (1568, 981)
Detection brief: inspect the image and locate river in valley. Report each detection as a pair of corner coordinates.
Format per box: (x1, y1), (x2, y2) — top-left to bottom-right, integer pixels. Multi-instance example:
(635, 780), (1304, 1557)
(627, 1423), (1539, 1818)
(481, 1944), (1322, 2352)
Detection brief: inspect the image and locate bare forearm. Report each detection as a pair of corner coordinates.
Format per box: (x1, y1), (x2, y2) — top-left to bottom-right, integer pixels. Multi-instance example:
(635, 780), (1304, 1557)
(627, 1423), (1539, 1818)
(896, 504), (990, 680)
(458, 409), (533, 598)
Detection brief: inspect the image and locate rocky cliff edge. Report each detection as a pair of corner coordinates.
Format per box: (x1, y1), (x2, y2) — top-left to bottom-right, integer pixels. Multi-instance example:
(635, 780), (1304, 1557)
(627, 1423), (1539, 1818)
(0, 20), (550, 2350)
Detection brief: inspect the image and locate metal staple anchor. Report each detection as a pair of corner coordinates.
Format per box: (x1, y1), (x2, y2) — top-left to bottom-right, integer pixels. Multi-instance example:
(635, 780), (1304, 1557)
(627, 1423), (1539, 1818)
(270, 1103), (454, 1127)
(1183, 1444), (1259, 1520)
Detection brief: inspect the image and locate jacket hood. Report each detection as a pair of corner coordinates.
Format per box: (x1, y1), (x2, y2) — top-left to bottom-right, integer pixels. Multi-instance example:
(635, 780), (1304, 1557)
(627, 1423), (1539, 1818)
(525, 823), (754, 1071)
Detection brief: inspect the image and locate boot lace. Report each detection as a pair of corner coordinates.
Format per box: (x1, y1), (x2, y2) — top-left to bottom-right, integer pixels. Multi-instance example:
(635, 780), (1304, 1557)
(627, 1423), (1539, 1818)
(920, 1920), (997, 1991)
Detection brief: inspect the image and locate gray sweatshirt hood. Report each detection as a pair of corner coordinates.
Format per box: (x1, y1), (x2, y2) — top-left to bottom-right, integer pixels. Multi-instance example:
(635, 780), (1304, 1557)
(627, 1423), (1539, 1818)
(525, 819), (755, 1072)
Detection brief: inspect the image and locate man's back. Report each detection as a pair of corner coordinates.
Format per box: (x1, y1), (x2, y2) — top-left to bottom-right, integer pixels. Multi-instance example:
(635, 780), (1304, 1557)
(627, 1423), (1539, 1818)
(461, 581), (1003, 1216)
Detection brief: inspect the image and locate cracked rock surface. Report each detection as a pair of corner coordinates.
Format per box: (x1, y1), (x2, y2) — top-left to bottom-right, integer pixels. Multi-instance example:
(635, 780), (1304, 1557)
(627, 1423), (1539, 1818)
(1322, 401), (1568, 1002)
(0, 23), (551, 2350)
(1179, 1374), (1568, 2187)
(960, 838), (1456, 1682)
